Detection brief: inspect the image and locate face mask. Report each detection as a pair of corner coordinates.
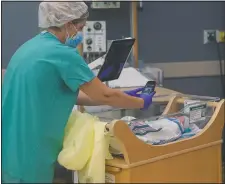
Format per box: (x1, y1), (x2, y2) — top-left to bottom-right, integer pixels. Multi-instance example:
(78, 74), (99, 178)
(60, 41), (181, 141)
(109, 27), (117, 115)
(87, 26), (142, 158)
(65, 26), (83, 48)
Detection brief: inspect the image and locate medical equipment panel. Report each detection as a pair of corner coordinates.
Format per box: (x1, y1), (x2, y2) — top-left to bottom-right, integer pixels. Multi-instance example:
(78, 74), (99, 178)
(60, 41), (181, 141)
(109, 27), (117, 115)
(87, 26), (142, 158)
(83, 21), (106, 53)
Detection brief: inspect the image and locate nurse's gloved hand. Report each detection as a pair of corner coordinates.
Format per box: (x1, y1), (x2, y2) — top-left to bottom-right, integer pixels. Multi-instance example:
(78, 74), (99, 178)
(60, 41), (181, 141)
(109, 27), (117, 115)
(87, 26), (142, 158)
(124, 87), (144, 97)
(98, 66), (113, 80)
(140, 91), (156, 110)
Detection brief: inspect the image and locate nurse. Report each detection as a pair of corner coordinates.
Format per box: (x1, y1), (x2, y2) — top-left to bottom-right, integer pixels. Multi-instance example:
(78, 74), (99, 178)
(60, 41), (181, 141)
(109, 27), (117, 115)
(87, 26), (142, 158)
(2, 1), (155, 183)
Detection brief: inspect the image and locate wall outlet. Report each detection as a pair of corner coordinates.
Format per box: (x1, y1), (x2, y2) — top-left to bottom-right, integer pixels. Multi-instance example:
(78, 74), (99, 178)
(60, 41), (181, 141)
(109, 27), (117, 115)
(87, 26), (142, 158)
(216, 30), (225, 43)
(203, 30), (217, 44)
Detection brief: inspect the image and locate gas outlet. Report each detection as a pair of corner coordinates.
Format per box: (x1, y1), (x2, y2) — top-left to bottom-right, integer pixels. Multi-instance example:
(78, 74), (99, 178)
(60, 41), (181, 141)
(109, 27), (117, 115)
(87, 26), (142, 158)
(203, 30), (217, 44)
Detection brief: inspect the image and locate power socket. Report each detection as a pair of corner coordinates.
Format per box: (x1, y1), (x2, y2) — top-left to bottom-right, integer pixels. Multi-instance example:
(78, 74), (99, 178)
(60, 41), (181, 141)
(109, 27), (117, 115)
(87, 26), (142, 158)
(203, 30), (217, 44)
(216, 30), (225, 43)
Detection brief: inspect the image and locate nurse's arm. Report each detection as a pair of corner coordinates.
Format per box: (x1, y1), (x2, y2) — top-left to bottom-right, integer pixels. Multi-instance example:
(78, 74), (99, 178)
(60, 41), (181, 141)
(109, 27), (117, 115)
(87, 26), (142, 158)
(76, 91), (102, 106)
(79, 77), (144, 109)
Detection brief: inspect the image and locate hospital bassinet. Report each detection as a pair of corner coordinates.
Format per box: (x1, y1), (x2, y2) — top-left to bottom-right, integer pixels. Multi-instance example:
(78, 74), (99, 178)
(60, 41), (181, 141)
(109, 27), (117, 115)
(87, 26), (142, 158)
(103, 95), (224, 183)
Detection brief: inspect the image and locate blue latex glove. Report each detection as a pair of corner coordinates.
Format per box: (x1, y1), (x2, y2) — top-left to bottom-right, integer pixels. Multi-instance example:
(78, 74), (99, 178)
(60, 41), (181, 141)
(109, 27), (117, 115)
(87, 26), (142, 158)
(140, 91), (156, 110)
(124, 87), (144, 97)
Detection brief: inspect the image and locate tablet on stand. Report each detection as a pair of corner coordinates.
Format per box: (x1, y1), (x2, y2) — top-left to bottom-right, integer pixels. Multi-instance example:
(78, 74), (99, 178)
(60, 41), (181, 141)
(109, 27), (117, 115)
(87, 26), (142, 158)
(88, 37), (136, 87)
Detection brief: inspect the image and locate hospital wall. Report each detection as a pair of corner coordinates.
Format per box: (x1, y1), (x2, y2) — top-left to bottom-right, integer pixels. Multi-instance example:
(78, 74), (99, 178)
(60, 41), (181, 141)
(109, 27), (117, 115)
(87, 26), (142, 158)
(2, 2), (225, 98)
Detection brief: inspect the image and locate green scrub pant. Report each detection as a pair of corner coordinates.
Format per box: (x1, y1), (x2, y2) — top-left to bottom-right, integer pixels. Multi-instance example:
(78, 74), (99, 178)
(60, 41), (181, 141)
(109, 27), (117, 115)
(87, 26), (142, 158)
(2, 172), (26, 183)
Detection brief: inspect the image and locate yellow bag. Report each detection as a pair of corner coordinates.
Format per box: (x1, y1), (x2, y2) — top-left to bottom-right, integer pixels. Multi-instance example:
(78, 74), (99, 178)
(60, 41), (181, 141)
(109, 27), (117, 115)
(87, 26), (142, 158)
(58, 111), (113, 183)
(78, 121), (113, 183)
(58, 111), (96, 170)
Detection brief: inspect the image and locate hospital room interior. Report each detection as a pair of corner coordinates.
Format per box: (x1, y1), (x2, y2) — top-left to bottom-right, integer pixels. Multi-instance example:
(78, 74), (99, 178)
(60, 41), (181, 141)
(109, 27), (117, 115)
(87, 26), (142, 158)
(1, 1), (225, 183)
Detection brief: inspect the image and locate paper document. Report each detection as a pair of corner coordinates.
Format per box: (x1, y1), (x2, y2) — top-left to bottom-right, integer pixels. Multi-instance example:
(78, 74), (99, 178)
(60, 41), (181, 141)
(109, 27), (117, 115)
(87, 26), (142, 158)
(88, 55), (106, 70)
(108, 67), (151, 88)
(89, 59), (151, 88)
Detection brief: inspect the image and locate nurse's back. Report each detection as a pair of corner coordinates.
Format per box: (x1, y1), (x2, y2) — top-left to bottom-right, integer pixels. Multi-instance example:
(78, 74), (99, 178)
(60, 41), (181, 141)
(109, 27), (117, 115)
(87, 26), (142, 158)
(2, 32), (90, 183)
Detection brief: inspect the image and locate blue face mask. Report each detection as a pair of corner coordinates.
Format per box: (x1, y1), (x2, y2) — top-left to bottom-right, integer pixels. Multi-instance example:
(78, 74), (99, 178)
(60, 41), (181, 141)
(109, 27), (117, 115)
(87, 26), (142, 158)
(65, 31), (83, 48)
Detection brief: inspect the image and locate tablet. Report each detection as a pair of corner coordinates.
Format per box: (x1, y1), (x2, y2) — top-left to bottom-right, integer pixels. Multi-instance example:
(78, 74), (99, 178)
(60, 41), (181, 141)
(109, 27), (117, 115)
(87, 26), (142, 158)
(97, 38), (135, 82)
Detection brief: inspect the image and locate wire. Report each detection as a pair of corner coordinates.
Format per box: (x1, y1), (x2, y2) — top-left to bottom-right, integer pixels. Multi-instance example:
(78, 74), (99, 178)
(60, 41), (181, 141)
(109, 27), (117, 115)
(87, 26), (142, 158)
(216, 43), (225, 98)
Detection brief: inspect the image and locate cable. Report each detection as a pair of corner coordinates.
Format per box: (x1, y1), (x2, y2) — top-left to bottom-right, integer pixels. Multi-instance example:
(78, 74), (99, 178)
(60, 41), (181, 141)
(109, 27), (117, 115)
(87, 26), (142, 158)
(216, 43), (225, 98)
(208, 32), (224, 97)
(206, 32), (224, 97)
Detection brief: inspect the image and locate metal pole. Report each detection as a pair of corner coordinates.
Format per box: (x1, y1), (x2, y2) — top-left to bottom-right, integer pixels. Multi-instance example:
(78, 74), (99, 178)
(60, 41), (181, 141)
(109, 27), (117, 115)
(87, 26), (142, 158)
(130, 1), (139, 68)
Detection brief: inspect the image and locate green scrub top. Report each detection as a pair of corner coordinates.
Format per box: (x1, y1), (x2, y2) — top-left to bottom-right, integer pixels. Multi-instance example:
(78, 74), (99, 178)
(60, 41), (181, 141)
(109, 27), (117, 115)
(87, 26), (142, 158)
(2, 32), (95, 183)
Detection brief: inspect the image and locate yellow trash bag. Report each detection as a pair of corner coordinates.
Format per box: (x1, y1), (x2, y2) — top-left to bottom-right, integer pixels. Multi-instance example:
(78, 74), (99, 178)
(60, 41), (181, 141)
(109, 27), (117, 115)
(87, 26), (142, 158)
(58, 110), (113, 183)
(78, 121), (113, 183)
(58, 111), (96, 170)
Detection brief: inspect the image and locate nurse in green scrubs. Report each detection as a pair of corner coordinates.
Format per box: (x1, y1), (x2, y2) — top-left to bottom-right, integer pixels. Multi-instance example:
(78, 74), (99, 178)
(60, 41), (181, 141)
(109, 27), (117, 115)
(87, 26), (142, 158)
(2, 1), (155, 183)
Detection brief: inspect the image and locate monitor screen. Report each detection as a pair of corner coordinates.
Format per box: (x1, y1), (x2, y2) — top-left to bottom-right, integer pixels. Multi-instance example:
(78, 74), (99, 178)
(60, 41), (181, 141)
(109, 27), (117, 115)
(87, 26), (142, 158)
(97, 38), (135, 82)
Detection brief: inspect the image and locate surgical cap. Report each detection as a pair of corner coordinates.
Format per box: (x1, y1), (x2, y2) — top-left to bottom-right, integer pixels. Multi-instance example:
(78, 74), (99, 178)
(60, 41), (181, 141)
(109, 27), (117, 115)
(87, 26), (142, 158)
(38, 1), (88, 28)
